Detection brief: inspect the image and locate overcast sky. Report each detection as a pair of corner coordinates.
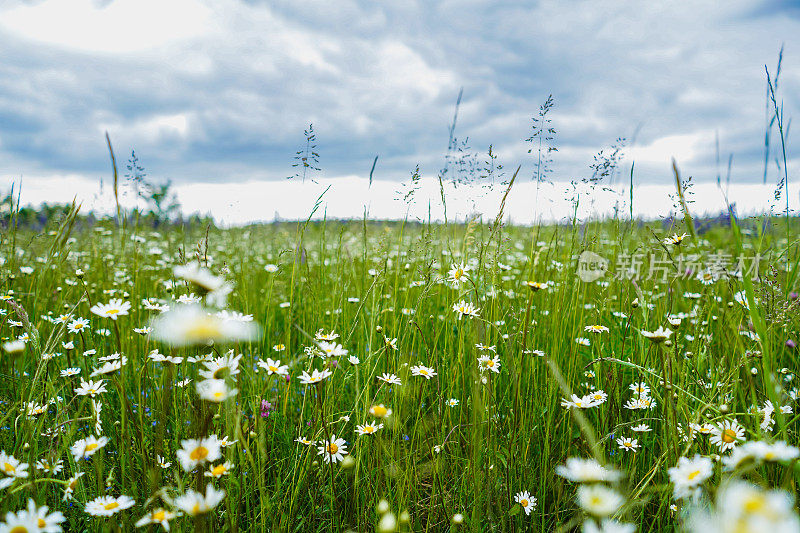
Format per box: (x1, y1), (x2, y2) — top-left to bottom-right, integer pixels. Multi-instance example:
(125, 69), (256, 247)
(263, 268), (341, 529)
(1, 0), (799, 222)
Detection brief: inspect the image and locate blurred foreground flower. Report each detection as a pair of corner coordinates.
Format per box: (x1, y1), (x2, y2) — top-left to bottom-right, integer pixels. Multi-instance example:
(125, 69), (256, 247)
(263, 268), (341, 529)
(149, 305), (259, 346)
(685, 480), (800, 532)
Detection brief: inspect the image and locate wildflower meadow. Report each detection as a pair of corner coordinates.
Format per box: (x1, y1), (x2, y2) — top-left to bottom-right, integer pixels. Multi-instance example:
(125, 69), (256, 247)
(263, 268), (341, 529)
(1, 190), (800, 532)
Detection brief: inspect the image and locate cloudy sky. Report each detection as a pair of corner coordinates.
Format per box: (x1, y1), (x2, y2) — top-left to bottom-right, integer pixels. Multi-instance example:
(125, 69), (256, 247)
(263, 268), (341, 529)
(1, 0), (799, 223)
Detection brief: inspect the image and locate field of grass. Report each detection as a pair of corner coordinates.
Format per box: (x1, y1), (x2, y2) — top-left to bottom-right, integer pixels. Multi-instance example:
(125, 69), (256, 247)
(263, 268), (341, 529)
(1, 205), (799, 532)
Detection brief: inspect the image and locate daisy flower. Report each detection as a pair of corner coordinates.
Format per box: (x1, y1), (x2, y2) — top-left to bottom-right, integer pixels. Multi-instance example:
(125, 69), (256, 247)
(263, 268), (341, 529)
(70, 436), (109, 462)
(641, 326), (672, 343)
(62, 472), (84, 501)
(514, 491), (536, 515)
(452, 300), (480, 319)
(369, 404), (392, 418)
(356, 421), (384, 436)
(177, 436), (222, 471)
(196, 379), (238, 403)
(35, 458), (64, 475)
(556, 457), (621, 483)
(257, 358), (289, 376)
(477, 355), (501, 374)
(709, 419), (745, 452)
(410, 365), (437, 379)
(577, 485), (624, 518)
(85, 495), (135, 516)
(668, 454), (714, 499)
(377, 373), (402, 385)
(0, 451), (29, 479)
(663, 232), (689, 246)
(447, 263), (470, 286)
(67, 317), (90, 334)
(0, 509), (40, 533)
(204, 461), (234, 478)
(616, 436), (640, 453)
(174, 485), (225, 516)
(135, 508), (176, 531)
(150, 305), (258, 346)
(298, 369), (333, 385)
(198, 350), (243, 380)
(89, 299), (131, 320)
(317, 435), (348, 464)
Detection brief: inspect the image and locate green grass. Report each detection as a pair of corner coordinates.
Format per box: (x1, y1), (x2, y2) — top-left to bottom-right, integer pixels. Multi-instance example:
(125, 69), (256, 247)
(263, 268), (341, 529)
(0, 211), (799, 532)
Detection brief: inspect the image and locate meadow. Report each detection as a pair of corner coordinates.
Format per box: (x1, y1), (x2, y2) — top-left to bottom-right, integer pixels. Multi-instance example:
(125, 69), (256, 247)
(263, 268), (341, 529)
(0, 196), (799, 532)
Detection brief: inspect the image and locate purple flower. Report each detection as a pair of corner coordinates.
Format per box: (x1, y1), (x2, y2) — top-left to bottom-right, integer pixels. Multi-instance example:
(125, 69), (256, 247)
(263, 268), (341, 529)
(260, 399), (274, 418)
(786, 339), (797, 349)
(790, 292), (799, 301)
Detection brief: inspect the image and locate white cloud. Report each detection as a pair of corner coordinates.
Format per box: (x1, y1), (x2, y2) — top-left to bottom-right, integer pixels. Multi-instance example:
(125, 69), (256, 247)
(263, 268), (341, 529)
(0, 0), (211, 53)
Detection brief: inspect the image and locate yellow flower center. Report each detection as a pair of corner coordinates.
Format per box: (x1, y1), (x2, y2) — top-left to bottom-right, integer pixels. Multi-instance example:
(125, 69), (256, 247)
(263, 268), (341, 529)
(721, 429), (737, 443)
(520, 499), (528, 507)
(85, 443), (98, 452)
(269, 366), (278, 372)
(37, 519), (46, 527)
(190, 446), (209, 461)
(3, 462), (15, 473)
(185, 319), (222, 340)
(687, 470), (701, 481)
(153, 510), (166, 521)
(454, 269), (463, 279)
(486, 360), (495, 367)
(192, 503), (201, 515)
(10, 526), (29, 533)
(106, 309), (119, 315)
(372, 406), (387, 417)
(327, 443), (339, 454)
(743, 495), (765, 513)
(104, 502), (119, 511)
(211, 464), (227, 476)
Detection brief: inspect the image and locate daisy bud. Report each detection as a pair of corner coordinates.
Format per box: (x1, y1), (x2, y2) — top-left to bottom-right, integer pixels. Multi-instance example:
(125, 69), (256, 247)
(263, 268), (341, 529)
(720, 404), (729, 414)
(377, 512), (397, 532)
(399, 510), (410, 523)
(631, 298), (639, 308)
(3, 340), (25, 354)
(341, 455), (355, 470)
(376, 499), (390, 515)
(452, 513), (464, 524)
